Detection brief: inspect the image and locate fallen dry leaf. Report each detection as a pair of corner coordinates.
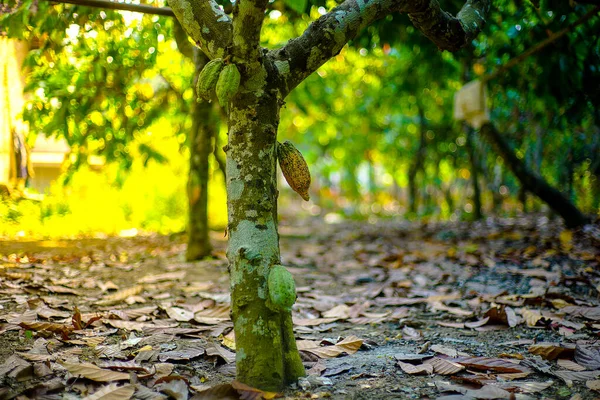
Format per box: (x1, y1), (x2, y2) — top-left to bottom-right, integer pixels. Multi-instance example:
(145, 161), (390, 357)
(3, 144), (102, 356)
(58, 361), (130, 382)
(397, 360), (433, 375)
(424, 357), (465, 375)
(82, 383), (135, 400)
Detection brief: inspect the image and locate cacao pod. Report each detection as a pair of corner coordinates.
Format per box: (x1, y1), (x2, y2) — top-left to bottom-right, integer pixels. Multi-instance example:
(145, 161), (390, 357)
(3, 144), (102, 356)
(196, 58), (224, 102)
(216, 64), (240, 110)
(277, 141), (311, 201)
(267, 265), (296, 311)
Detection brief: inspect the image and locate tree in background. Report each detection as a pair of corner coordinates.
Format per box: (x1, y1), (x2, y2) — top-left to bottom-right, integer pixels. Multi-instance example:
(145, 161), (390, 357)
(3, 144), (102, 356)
(1, 3), (222, 257)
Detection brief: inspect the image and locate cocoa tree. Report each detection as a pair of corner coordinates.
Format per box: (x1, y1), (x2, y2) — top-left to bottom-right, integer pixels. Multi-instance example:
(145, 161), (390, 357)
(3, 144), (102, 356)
(168, 0), (490, 391)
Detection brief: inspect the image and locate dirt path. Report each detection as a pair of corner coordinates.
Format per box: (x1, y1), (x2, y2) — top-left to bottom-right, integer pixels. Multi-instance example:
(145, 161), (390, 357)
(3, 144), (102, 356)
(0, 216), (599, 399)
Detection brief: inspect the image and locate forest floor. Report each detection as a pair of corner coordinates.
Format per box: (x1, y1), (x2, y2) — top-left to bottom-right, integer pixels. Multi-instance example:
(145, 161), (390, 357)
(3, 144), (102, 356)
(1, 215), (600, 400)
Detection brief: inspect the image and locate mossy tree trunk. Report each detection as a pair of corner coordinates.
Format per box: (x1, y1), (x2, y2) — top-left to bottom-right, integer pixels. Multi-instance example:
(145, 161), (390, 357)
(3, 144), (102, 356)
(226, 71), (304, 389)
(168, 0), (490, 390)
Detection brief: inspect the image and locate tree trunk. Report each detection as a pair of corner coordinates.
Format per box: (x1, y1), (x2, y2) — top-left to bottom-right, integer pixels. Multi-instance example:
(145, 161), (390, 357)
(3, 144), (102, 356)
(407, 104), (427, 215)
(480, 123), (589, 228)
(226, 73), (304, 391)
(186, 49), (215, 260)
(465, 125), (483, 220)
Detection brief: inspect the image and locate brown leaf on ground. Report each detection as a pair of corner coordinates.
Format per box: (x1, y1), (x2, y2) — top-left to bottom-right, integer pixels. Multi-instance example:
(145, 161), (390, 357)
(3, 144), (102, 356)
(165, 307), (195, 322)
(496, 380), (554, 394)
(156, 379), (189, 400)
(206, 343), (236, 364)
(453, 357), (531, 374)
(307, 359), (326, 376)
(557, 359), (586, 372)
(82, 383), (135, 400)
(423, 357), (465, 375)
(528, 342), (575, 360)
(96, 285), (144, 305)
(298, 335), (363, 359)
(97, 360), (151, 373)
(484, 305), (519, 327)
(430, 301), (473, 317)
(401, 326), (423, 340)
(19, 321), (73, 339)
(520, 308), (546, 327)
(322, 304), (350, 319)
(587, 380), (600, 391)
(58, 361), (130, 382)
(292, 317), (339, 326)
(574, 344), (600, 370)
(562, 306), (600, 321)
(436, 381), (513, 399)
(158, 345), (205, 362)
(438, 321), (466, 329)
(554, 370), (600, 383)
(140, 271), (186, 283)
(397, 360), (433, 375)
(191, 383), (239, 399)
(464, 317), (490, 329)
(431, 345), (460, 358)
(231, 380), (280, 399)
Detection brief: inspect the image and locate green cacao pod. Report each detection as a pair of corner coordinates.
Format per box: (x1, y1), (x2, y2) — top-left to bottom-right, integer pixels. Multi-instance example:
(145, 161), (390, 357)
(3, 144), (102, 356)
(277, 141), (311, 201)
(216, 64), (240, 110)
(196, 58), (224, 102)
(267, 265), (296, 311)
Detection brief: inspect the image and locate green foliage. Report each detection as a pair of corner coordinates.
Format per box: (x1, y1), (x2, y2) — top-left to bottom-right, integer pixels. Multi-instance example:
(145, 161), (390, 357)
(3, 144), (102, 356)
(0, 120), (228, 238)
(2, 0), (599, 233)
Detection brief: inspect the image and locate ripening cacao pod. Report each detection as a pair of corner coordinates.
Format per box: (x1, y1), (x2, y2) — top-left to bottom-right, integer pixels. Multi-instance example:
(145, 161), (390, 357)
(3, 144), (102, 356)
(277, 141), (311, 201)
(196, 58), (224, 102)
(216, 64), (240, 110)
(267, 265), (296, 311)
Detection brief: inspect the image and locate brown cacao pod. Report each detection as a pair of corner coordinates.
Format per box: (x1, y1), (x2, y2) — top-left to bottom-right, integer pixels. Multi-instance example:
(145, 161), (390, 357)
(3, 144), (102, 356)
(277, 141), (310, 201)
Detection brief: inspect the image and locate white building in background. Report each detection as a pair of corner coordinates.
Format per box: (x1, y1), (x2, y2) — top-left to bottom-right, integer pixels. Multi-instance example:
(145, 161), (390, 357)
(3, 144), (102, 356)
(0, 37), (87, 196)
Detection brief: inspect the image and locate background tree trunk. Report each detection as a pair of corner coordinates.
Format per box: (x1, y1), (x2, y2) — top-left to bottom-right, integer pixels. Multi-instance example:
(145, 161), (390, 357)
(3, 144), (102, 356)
(407, 104), (427, 215)
(480, 123), (589, 228)
(186, 49), (215, 260)
(465, 125), (483, 220)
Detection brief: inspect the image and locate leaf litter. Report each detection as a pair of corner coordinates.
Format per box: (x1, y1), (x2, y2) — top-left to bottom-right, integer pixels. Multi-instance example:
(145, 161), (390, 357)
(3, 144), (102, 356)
(0, 216), (599, 398)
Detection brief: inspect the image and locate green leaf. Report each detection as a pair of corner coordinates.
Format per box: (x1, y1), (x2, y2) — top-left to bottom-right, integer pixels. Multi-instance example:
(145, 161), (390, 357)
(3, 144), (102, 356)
(283, 0), (307, 14)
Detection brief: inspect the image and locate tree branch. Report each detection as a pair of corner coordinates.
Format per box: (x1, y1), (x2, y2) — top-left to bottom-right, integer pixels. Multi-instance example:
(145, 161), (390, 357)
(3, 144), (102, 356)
(42, 0), (174, 16)
(269, 0), (399, 96)
(232, 0), (269, 61)
(173, 19), (194, 60)
(270, 0), (491, 97)
(167, 0), (233, 59)
(407, 0), (490, 52)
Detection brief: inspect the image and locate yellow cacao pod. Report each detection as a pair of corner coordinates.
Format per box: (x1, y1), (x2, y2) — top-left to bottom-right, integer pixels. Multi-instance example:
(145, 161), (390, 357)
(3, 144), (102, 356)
(268, 265), (296, 311)
(216, 64), (240, 110)
(277, 141), (310, 201)
(196, 58), (224, 102)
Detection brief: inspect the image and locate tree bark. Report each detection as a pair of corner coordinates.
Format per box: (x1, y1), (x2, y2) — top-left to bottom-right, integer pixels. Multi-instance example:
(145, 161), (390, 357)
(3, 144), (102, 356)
(480, 123), (589, 228)
(226, 60), (304, 391)
(407, 104), (427, 214)
(465, 125), (483, 220)
(186, 49), (216, 260)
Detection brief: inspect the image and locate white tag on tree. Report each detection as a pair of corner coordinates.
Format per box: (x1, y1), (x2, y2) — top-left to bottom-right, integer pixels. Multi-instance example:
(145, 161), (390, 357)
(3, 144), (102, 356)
(453, 79), (490, 129)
